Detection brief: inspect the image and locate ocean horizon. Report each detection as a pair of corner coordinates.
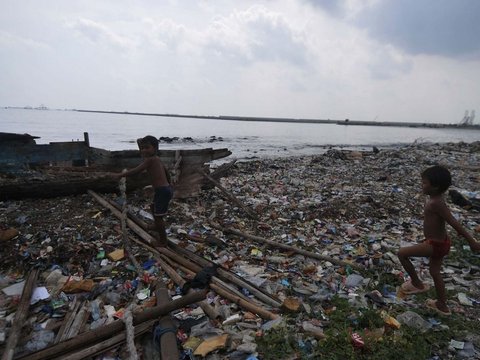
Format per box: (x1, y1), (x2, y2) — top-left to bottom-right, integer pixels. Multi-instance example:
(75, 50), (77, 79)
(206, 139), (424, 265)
(1, 108), (479, 161)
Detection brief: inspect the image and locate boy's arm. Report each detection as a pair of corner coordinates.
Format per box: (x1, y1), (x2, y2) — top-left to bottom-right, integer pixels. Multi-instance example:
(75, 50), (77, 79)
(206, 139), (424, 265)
(113, 159), (150, 178)
(436, 201), (480, 251)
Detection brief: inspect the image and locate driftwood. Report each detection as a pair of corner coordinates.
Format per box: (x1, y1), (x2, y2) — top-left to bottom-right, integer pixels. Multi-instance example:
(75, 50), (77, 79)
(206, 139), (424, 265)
(156, 258), (220, 321)
(2, 268), (39, 360)
(50, 321), (153, 360)
(209, 159), (237, 181)
(201, 159), (238, 190)
(91, 190), (251, 302)
(54, 299), (81, 343)
(155, 280), (180, 360)
(160, 253), (279, 321)
(107, 199), (281, 309)
(18, 290), (207, 360)
(106, 190), (281, 311)
(64, 303), (89, 340)
(211, 223), (363, 271)
(89, 190), (279, 320)
(199, 170), (258, 219)
(169, 243), (282, 308)
(157, 248), (249, 302)
(119, 229), (279, 321)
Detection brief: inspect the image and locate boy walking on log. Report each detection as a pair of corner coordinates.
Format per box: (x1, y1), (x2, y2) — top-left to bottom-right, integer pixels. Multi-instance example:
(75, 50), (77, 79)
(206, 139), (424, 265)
(112, 135), (173, 248)
(398, 165), (480, 315)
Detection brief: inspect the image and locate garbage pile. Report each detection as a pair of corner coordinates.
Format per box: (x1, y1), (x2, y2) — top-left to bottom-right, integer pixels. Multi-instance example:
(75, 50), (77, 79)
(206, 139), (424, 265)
(1, 141), (480, 359)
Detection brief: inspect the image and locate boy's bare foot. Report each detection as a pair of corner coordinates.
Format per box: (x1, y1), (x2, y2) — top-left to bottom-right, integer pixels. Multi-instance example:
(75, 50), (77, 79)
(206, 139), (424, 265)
(425, 299), (451, 316)
(400, 280), (430, 295)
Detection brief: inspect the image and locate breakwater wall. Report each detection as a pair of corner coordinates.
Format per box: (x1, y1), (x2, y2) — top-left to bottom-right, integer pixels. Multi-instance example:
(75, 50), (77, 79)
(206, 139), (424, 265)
(75, 109), (480, 130)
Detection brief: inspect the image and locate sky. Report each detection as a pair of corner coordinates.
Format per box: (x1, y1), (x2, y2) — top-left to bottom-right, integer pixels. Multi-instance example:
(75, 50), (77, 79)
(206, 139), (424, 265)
(1, 0), (479, 124)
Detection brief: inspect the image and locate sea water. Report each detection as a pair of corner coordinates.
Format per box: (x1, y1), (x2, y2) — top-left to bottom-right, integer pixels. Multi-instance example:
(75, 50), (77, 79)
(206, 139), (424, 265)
(1, 108), (478, 160)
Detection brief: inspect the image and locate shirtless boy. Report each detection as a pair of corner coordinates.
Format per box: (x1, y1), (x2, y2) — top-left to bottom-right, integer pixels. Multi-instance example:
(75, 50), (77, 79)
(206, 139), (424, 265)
(398, 165), (480, 315)
(112, 135), (173, 248)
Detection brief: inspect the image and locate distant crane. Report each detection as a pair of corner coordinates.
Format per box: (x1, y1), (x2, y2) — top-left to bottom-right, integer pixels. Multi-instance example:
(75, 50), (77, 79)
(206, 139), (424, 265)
(459, 110), (475, 125)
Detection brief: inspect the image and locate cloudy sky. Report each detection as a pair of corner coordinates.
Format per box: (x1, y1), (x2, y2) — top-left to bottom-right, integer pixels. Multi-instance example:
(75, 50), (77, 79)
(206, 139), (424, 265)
(1, 0), (479, 123)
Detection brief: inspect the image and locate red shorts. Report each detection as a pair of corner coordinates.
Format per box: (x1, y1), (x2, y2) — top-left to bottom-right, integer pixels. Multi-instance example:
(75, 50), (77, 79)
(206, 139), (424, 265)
(426, 236), (451, 259)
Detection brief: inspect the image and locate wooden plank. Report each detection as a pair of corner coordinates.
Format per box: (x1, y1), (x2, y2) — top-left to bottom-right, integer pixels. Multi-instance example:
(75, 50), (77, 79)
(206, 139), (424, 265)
(1, 269), (40, 360)
(155, 280), (180, 360)
(18, 291), (207, 360)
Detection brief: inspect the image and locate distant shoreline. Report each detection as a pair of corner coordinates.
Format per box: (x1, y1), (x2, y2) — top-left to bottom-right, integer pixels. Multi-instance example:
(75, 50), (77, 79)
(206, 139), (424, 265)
(74, 109), (480, 130)
(3, 106), (479, 130)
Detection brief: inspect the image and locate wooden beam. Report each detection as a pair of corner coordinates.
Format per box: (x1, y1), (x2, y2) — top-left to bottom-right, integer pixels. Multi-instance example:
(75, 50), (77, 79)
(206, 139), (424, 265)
(155, 280), (180, 360)
(2, 269), (39, 360)
(18, 290), (207, 360)
(199, 170), (258, 219)
(211, 223), (363, 271)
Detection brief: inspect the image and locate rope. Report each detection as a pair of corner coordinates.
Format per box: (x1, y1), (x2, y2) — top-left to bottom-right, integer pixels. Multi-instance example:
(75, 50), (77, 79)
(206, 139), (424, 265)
(119, 173), (144, 300)
(123, 307), (138, 360)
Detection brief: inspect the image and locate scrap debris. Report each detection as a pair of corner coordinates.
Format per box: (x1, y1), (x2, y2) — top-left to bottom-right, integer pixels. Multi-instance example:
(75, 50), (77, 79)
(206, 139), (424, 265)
(0, 141), (480, 359)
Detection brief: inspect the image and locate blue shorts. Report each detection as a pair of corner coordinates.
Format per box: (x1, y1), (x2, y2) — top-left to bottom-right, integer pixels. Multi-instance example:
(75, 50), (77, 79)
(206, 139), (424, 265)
(153, 186), (173, 216)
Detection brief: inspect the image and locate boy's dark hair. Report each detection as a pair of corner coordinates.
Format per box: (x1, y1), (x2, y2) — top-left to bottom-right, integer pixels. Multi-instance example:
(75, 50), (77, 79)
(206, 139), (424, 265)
(422, 165), (452, 193)
(139, 135), (159, 150)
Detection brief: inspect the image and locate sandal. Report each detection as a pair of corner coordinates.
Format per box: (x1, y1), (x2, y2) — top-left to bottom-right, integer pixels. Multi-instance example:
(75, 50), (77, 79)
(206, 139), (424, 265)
(425, 299), (451, 316)
(400, 280), (430, 295)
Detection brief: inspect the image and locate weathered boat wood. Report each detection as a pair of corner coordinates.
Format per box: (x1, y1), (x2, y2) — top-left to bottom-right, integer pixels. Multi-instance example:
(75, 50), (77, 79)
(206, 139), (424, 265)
(0, 132), (232, 200)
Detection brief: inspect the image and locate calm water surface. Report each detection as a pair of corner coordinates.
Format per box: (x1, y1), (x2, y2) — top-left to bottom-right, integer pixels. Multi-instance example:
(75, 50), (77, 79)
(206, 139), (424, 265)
(1, 108), (479, 160)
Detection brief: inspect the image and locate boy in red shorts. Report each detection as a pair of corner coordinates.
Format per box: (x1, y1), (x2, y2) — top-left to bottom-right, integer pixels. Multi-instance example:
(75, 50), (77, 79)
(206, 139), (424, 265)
(398, 165), (480, 315)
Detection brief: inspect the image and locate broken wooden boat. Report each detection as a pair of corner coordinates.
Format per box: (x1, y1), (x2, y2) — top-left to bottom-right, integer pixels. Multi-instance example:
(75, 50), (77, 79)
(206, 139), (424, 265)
(0, 132), (232, 200)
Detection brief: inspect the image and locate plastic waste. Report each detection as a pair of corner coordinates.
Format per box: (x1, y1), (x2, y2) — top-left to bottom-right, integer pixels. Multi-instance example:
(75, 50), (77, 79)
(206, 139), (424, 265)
(397, 311), (432, 332)
(345, 274), (364, 288)
(90, 299), (101, 321)
(261, 317), (283, 331)
(457, 341), (476, 358)
(25, 330), (54, 352)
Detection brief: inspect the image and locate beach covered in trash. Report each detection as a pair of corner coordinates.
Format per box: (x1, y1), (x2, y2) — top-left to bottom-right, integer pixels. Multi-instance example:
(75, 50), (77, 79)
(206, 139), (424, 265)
(1, 141), (480, 359)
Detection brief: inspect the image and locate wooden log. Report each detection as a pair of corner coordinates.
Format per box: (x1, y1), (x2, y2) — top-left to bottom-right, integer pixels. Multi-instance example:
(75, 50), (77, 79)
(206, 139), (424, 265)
(156, 257), (220, 321)
(89, 190), (278, 319)
(211, 223), (363, 271)
(208, 159), (237, 181)
(54, 298), (80, 343)
(155, 280), (180, 360)
(169, 243), (282, 308)
(89, 190), (156, 245)
(157, 248), (249, 302)
(50, 321), (153, 360)
(18, 290), (207, 360)
(199, 170), (258, 219)
(209, 283), (279, 320)
(159, 254), (195, 276)
(2, 268), (39, 360)
(90, 190), (254, 304)
(98, 191), (279, 311)
(65, 303), (90, 339)
(161, 254), (279, 321)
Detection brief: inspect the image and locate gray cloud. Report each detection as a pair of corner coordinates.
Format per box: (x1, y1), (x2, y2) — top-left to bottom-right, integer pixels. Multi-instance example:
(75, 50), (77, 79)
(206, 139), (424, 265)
(356, 0), (480, 58)
(68, 18), (134, 50)
(302, 0), (346, 16)
(203, 6), (308, 66)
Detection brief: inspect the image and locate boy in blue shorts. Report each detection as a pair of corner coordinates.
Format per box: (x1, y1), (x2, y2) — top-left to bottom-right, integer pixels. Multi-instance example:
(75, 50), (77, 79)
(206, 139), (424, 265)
(113, 135), (173, 248)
